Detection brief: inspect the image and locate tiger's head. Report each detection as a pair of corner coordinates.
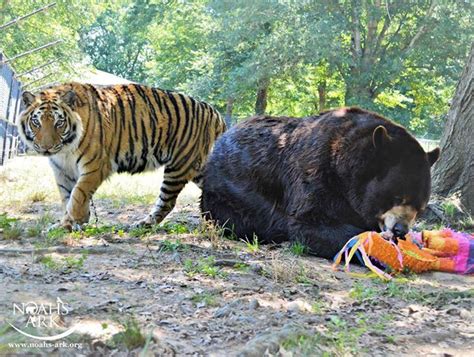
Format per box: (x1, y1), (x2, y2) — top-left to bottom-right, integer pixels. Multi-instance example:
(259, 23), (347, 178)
(18, 89), (83, 156)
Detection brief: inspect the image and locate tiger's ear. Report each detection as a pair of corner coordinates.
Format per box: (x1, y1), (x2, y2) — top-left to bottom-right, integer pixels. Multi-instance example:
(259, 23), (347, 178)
(22, 91), (36, 107)
(60, 90), (78, 108)
(372, 125), (391, 149)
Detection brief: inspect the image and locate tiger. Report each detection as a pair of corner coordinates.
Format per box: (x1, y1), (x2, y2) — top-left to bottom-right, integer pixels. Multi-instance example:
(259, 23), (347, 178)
(18, 82), (226, 230)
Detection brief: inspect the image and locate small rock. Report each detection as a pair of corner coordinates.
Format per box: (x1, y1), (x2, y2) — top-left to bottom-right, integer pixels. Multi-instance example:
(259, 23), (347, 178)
(249, 299), (260, 310)
(214, 305), (232, 318)
(459, 309), (471, 320)
(408, 304), (421, 314)
(287, 300), (312, 313)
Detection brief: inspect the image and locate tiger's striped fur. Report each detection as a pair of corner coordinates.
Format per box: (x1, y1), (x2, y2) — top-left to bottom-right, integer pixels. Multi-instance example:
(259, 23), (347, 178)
(18, 82), (226, 230)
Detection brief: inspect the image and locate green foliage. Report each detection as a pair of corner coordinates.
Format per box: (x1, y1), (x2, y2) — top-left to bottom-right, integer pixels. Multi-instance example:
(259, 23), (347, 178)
(3, 224), (23, 240)
(0, 1), (104, 86)
(0, 213), (22, 240)
(190, 293), (218, 307)
(158, 239), (186, 253)
(159, 221), (191, 235)
(241, 234), (259, 253)
(184, 256), (227, 279)
(2, 1), (471, 138)
(40, 252), (87, 272)
(290, 242), (307, 256)
(111, 319), (146, 350)
(128, 226), (151, 238)
(79, 0), (163, 83)
(46, 227), (68, 243)
(0, 213), (18, 229)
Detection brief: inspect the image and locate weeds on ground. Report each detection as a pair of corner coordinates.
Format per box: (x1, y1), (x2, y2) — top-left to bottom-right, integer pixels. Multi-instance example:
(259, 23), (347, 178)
(190, 292), (219, 307)
(197, 218), (232, 249)
(441, 201), (457, 220)
(184, 256), (228, 278)
(158, 239), (186, 253)
(350, 279), (474, 307)
(0, 213), (18, 229)
(40, 252), (87, 272)
(158, 221), (191, 234)
(242, 234), (259, 253)
(129, 226), (152, 238)
(29, 191), (47, 203)
(289, 242), (307, 256)
(110, 319), (146, 350)
(233, 262), (251, 273)
(0, 213), (22, 240)
(46, 227), (69, 243)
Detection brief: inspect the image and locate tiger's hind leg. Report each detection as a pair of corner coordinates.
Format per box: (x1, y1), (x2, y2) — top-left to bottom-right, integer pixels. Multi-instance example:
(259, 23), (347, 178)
(135, 166), (190, 227)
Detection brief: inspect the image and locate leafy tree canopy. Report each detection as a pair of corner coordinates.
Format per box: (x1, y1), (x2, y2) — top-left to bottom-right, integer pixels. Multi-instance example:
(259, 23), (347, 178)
(1, 0), (471, 138)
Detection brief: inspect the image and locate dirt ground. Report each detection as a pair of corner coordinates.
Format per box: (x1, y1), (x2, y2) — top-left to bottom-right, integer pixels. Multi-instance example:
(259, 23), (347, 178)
(0, 156), (473, 356)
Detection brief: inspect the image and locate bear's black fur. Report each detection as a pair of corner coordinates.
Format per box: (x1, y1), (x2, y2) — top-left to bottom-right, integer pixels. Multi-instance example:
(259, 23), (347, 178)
(201, 108), (440, 259)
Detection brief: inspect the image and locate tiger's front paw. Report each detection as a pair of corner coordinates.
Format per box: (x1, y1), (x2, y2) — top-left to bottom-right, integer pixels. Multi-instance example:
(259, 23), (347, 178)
(45, 215), (84, 233)
(129, 215), (156, 230)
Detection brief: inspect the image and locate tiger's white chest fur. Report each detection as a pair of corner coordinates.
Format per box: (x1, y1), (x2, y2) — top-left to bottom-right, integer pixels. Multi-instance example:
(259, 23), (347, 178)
(49, 152), (80, 181)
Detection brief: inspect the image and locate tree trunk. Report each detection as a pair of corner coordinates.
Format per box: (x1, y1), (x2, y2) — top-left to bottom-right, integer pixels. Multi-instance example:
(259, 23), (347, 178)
(255, 79), (269, 115)
(318, 79), (326, 112)
(432, 45), (474, 213)
(224, 97), (234, 128)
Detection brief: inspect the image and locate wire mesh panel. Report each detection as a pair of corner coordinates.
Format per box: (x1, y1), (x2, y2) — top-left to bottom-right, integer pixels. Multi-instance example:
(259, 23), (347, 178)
(0, 52), (23, 166)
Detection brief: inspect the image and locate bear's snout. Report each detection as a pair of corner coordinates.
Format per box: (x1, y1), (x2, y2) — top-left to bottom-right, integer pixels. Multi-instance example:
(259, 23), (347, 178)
(380, 205), (417, 238)
(392, 222), (409, 238)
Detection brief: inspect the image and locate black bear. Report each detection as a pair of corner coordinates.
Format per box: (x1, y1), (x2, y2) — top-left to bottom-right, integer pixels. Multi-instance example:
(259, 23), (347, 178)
(201, 107), (440, 259)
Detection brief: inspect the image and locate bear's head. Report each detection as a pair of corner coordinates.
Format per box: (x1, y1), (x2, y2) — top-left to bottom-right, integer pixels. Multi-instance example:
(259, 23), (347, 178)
(347, 124), (440, 238)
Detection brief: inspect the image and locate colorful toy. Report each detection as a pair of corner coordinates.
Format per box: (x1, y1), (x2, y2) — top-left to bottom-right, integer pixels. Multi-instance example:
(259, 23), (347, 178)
(333, 229), (474, 280)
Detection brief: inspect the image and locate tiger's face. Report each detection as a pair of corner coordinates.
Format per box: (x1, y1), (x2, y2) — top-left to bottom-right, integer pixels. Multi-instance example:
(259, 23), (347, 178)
(18, 90), (83, 156)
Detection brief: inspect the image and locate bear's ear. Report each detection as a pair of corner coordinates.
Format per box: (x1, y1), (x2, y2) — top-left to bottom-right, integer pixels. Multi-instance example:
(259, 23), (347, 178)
(60, 90), (78, 108)
(427, 147), (440, 167)
(22, 91), (36, 107)
(372, 125), (391, 149)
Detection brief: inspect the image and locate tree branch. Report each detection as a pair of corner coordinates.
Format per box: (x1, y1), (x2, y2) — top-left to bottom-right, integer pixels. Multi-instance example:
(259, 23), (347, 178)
(403, 1), (437, 55)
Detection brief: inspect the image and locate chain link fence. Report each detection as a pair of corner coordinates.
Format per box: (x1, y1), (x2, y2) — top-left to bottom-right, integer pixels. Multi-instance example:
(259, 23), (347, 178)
(0, 52), (23, 166)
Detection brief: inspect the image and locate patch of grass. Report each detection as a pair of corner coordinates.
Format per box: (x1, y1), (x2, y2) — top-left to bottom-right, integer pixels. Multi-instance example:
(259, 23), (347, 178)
(111, 319), (146, 350)
(82, 224), (117, 237)
(46, 227), (68, 243)
(40, 256), (62, 270)
(198, 219), (230, 249)
(39, 212), (56, 226)
(327, 316), (368, 354)
(311, 300), (325, 315)
(26, 224), (42, 237)
(441, 201), (457, 219)
(241, 234), (259, 253)
(129, 226), (152, 238)
(190, 292), (218, 307)
(290, 242), (307, 256)
(281, 316), (367, 356)
(3, 224), (23, 240)
(158, 239), (186, 253)
(350, 279), (473, 307)
(29, 191), (47, 203)
(383, 281), (474, 306)
(40, 253), (87, 272)
(184, 256), (227, 278)
(233, 262), (251, 272)
(350, 281), (378, 301)
(295, 266), (314, 285)
(461, 215), (474, 230)
(159, 221), (191, 234)
(0, 212), (18, 229)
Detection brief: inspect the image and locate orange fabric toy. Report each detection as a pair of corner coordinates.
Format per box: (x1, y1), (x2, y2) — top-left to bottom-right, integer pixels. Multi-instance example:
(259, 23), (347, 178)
(333, 229), (474, 280)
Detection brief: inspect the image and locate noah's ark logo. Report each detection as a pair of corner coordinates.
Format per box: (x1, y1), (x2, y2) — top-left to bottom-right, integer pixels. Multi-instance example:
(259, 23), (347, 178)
(9, 297), (76, 341)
